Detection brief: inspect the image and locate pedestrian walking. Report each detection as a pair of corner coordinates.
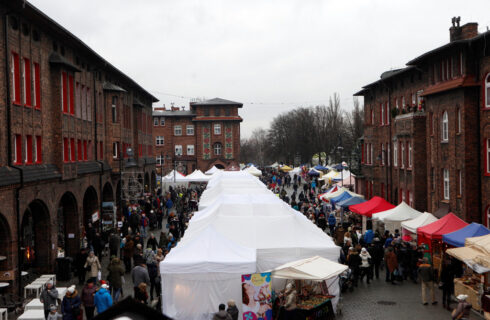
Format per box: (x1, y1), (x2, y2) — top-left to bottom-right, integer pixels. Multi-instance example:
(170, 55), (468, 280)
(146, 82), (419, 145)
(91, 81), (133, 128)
(84, 251), (102, 283)
(81, 279), (96, 320)
(418, 258), (437, 305)
(109, 233), (120, 258)
(61, 286), (82, 320)
(359, 248), (372, 284)
(135, 283), (149, 304)
(384, 247), (398, 284)
(74, 248), (88, 285)
(131, 261), (150, 298)
(226, 300), (239, 320)
(94, 284), (113, 314)
(40, 281), (59, 320)
(107, 257), (125, 302)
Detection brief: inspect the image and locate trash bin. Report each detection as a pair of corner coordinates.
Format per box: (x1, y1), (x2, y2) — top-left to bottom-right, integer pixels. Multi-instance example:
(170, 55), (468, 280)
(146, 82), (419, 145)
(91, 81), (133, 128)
(56, 257), (72, 281)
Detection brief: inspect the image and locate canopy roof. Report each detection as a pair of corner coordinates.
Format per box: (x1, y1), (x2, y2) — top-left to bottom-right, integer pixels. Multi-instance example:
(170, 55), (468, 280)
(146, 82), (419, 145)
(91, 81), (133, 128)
(417, 212), (468, 240)
(271, 256), (348, 281)
(290, 167), (302, 174)
(244, 166), (262, 177)
(465, 234), (490, 255)
(332, 170), (354, 181)
(334, 175), (356, 187)
(401, 212), (438, 234)
(338, 196), (366, 209)
(447, 234), (490, 273)
(349, 196), (395, 218)
(330, 191), (352, 206)
(323, 170), (340, 180)
(308, 168), (321, 176)
(443, 223), (490, 247)
(319, 187), (364, 202)
(184, 170), (210, 182)
(205, 166), (219, 175)
(163, 170), (187, 182)
(372, 201), (422, 222)
(280, 165), (293, 172)
(160, 225), (256, 274)
(314, 165), (329, 171)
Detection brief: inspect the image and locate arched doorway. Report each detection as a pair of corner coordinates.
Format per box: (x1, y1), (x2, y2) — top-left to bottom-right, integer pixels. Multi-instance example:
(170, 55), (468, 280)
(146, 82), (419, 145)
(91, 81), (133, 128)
(102, 182), (114, 202)
(215, 164), (225, 169)
(0, 213), (12, 271)
(58, 192), (79, 258)
(83, 186), (99, 231)
(21, 200), (50, 271)
(150, 171), (156, 193)
(144, 172), (150, 193)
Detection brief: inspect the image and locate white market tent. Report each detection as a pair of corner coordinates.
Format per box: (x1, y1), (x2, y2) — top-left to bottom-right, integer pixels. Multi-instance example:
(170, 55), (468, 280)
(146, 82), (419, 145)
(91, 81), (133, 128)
(401, 212), (438, 234)
(244, 165), (262, 177)
(162, 170), (187, 182)
(372, 202), (423, 232)
(319, 187), (364, 202)
(289, 167), (302, 175)
(161, 171), (341, 320)
(205, 166), (220, 175)
(183, 170), (210, 183)
(271, 256), (348, 281)
(161, 226), (256, 319)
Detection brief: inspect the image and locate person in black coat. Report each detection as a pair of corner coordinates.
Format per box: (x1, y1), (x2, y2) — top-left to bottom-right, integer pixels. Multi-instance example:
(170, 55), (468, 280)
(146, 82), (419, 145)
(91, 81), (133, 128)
(226, 300), (239, 320)
(74, 247), (88, 285)
(368, 240), (383, 280)
(347, 249), (361, 287)
(440, 257), (456, 310)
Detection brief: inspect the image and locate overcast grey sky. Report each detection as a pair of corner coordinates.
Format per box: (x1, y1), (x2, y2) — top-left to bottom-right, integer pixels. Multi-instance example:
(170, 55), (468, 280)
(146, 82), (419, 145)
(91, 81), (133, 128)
(30, 0), (490, 138)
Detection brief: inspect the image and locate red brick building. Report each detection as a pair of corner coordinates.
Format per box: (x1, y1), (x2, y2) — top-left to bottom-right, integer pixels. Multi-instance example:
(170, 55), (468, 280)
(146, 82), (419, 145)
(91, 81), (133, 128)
(355, 18), (490, 225)
(152, 98), (242, 176)
(0, 0), (157, 292)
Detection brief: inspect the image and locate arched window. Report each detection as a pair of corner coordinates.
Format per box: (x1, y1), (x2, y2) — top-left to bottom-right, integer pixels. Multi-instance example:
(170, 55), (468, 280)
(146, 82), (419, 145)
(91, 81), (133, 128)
(442, 111), (449, 142)
(486, 74), (490, 108)
(214, 143), (222, 155)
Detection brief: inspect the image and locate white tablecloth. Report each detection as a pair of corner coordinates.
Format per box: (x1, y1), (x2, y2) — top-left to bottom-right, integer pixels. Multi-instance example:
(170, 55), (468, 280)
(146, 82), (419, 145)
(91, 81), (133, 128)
(18, 309), (45, 320)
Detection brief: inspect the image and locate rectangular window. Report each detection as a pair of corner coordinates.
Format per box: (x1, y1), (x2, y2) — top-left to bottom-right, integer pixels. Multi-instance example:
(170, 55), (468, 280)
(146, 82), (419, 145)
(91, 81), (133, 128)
(75, 82), (81, 118)
(61, 72), (68, 113)
(11, 52), (21, 104)
(112, 142), (119, 159)
(187, 145), (195, 155)
(457, 109), (461, 133)
(175, 145), (182, 156)
(225, 108), (231, 116)
(214, 107), (221, 116)
(83, 140), (87, 161)
(387, 143), (391, 167)
(156, 136), (164, 146)
(393, 142), (398, 167)
(112, 96), (117, 123)
(174, 125), (182, 136)
(25, 135), (33, 164)
(77, 140), (82, 161)
(408, 142), (412, 168)
(63, 138), (69, 162)
(22, 58), (32, 106)
(409, 191), (414, 207)
(156, 155), (164, 166)
(443, 168), (450, 200)
(86, 88), (91, 121)
(399, 188), (404, 204)
(370, 144), (373, 165)
(402, 188), (406, 203)
(81, 85), (86, 120)
(33, 63), (41, 109)
(154, 117), (159, 126)
(70, 138), (75, 162)
(204, 108), (210, 116)
(214, 124), (221, 135)
(186, 125), (194, 135)
(381, 144), (385, 165)
(401, 141), (405, 168)
(460, 51), (464, 75)
(68, 75), (74, 115)
(160, 118), (165, 126)
(380, 104), (384, 125)
(386, 103), (390, 124)
(35, 136), (42, 163)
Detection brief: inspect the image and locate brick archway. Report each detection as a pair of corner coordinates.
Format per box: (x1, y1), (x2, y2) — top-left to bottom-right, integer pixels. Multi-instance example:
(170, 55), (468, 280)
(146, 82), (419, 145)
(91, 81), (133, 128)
(58, 192), (79, 258)
(83, 186), (99, 230)
(144, 172), (150, 193)
(102, 182), (114, 202)
(21, 200), (50, 271)
(0, 213), (12, 271)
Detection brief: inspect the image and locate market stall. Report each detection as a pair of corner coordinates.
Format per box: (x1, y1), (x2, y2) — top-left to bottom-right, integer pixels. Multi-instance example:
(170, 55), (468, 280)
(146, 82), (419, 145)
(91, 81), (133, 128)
(372, 202), (423, 233)
(348, 196), (395, 218)
(271, 256), (348, 319)
(183, 170), (211, 183)
(329, 191), (352, 208)
(244, 165), (263, 177)
(204, 165), (220, 175)
(443, 223), (490, 247)
(401, 212), (438, 241)
(337, 197), (365, 209)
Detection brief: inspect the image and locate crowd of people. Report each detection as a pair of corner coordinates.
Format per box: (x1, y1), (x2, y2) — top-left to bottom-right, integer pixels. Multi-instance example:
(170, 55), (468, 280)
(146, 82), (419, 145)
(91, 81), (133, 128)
(46, 184), (204, 320)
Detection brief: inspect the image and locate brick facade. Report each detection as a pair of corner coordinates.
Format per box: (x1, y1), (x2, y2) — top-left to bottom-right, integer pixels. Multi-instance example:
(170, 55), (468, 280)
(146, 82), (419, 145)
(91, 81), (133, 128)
(152, 98), (242, 177)
(355, 19), (490, 225)
(0, 0), (157, 293)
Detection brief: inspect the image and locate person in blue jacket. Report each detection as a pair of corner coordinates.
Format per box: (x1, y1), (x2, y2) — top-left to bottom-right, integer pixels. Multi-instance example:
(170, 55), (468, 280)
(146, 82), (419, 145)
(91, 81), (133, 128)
(328, 213), (337, 235)
(94, 284), (113, 314)
(363, 229), (374, 245)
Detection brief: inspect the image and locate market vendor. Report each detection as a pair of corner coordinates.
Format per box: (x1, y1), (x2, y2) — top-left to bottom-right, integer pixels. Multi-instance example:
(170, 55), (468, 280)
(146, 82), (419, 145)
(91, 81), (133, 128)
(283, 283), (298, 320)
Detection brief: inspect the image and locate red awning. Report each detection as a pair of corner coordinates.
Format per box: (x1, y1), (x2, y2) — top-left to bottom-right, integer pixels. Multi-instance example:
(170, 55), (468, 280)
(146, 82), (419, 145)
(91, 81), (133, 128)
(417, 212), (468, 240)
(349, 196), (395, 218)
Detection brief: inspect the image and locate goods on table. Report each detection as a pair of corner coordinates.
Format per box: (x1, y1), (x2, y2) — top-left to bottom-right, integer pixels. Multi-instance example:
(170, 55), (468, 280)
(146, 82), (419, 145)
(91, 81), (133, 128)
(297, 295), (334, 310)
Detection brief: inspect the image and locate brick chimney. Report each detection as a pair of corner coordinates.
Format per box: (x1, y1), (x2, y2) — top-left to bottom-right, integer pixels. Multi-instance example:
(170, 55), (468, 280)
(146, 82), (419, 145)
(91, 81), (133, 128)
(450, 17), (478, 42)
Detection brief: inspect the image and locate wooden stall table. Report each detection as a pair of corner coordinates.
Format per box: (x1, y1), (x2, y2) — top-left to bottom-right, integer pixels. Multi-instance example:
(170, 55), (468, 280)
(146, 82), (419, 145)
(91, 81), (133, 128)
(454, 278), (481, 311)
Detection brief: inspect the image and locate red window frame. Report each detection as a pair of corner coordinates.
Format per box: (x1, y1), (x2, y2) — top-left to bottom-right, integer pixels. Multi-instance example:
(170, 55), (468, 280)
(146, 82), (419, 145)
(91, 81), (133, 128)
(11, 52), (21, 104)
(63, 138), (69, 162)
(14, 134), (22, 164)
(70, 138), (75, 162)
(34, 63), (41, 109)
(35, 136), (42, 164)
(62, 72), (68, 113)
(83, 140), (88, 161)
(23, 58), (32, 106)
(26, 135), (33, 164)
(77, 140), (82, 161)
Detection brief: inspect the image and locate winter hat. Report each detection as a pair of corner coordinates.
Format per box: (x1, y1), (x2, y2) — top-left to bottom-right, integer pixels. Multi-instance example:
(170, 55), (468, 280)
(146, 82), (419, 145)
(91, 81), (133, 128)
(361, 248), (367, 253)
(49, 304), (57, 311)
(67, 285), (75, 294)
(46, 280), (53, 286)
(101, 284), (109, 289)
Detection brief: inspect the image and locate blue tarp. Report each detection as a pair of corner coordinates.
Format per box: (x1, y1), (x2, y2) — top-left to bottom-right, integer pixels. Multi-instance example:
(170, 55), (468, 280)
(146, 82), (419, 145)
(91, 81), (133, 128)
(308, 169), (320, 176)
(332, 164), (344, 171)
(314, 165), (328, 171)
(338, 196), (366, 209)
(442, 223), (490, 247)
(330, 191), (353, 207)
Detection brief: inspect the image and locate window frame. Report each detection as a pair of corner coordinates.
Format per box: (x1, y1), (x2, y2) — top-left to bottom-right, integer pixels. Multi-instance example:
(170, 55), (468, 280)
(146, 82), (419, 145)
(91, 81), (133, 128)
(160, 117), (165, 126)
(486, 139), (490, 176)
(457, 108), (461, 133)
(187, 144), (195, 155)
(443, 168), (450, 200)
(154, 117), (159, 126)
(11, 52), (21, 104)
(111, 96), (118, 123)
(408, 141), (412, 168)
(485, 74), (490, 109)
(214, 143), (222, 155)
(25, 135), (33, 164)
(442, 111), (449, 142)
(174, 125), (182, 136)
(401, 141), (405, 168)
(175, 145), (182, 156)
(186, 125), (194, 136)
(214, 123), (221, 135)
(393, 141), (398, 167)
(156, 154), (164, 166)
(156, 136), (164, 146)
(112, 142), (119, 159)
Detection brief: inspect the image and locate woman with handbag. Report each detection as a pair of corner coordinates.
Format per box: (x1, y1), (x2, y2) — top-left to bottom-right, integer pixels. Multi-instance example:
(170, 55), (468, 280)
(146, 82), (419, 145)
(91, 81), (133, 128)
(84, 251), (102, 284)
(61, 286), (82, 320)
(359, 248), (372, 284)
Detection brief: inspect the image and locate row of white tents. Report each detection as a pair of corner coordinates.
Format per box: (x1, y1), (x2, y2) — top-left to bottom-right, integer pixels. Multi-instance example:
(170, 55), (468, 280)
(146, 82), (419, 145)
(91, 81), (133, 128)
(161, 166), (224, 183)
(160, 171), (341, 320)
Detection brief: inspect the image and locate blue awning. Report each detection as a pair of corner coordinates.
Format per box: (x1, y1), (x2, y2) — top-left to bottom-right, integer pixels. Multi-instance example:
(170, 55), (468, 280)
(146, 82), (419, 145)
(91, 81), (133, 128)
(442, 223), (490, 247)
(330, 192), (353, 206)
(338, 196), (366, 209)
(314, 165), (328, 171)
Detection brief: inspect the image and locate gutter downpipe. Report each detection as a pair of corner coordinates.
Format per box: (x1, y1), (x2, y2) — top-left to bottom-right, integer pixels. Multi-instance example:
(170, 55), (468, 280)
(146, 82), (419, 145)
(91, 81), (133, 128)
(4, 11), (25, 295)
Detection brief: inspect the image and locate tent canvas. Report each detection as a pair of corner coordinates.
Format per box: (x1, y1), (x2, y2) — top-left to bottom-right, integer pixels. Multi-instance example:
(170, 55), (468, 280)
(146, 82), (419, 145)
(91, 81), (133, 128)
(244, 166), (262, 177)
(330, 192), (352, 207)
(314, 165), (329, 171)
(338, 197), (366, 209)
(401, 212), (438, 234)
(205, 166), (219, 175)
(417, 212), (468, 241)
(163, 170), (187, 182)
(465, 234), (490, 255)
(280, 165), (293, 172)
(184, 170), (210, 182)
(443, 223), (490, 247)
(271, 256), (348, 281)
(349, 196), (395, 218)
(308, 168), (321, 176)
(332, 170), (354, 181)
(373, 202), (422, 222)
(334, 175), (356, 187)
